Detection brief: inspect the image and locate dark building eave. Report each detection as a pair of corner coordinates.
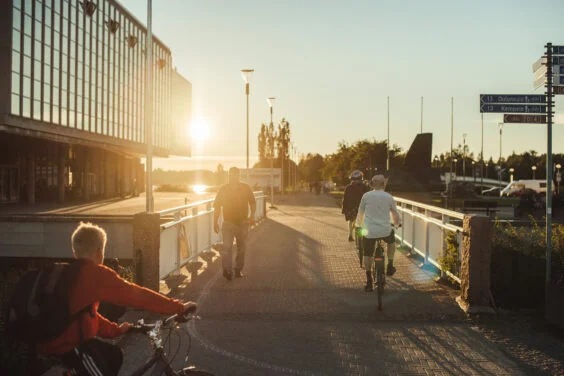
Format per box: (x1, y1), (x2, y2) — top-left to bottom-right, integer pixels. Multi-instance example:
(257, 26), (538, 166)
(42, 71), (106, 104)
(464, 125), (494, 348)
(0, 114), (169, 158)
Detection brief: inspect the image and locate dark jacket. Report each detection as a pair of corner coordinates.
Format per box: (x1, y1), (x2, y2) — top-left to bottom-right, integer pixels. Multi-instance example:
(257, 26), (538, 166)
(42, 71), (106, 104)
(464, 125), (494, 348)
(342, 180), (370, 221)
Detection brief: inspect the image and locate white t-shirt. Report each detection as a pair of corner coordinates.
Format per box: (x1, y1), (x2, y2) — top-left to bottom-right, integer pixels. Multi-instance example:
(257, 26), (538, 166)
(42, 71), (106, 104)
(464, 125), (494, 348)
(356, 190), (400, 239)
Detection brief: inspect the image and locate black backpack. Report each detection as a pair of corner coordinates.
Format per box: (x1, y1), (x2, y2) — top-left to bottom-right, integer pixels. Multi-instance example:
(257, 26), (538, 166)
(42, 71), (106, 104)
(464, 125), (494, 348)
(7, 261), (84, 343)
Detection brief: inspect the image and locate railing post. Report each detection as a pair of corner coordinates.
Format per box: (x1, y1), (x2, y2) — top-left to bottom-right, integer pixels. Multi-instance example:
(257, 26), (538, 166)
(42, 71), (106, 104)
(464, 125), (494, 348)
(411, 205), (416, 255)
(132, 212), (161, 291)
(456, 215), (494, 313)
(424, 209), (430, 263)
(440, 213), (447, 279)
(207, 202), (212, 247)
(192, 207), (198, 255)
(401, 203), (405, 246)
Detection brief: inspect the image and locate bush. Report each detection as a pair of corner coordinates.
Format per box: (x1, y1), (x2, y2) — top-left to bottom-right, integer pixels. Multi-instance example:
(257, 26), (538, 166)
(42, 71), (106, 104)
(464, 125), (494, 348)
(438, 231), (460, 282)
(491, 218), (564, 309)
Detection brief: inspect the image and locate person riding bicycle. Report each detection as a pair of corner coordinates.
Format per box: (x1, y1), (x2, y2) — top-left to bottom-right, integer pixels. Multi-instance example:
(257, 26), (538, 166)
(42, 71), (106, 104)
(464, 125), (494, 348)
(35, 222), (198, 376)
(342, 170), (370, 242)
(356, 175), (401, 292)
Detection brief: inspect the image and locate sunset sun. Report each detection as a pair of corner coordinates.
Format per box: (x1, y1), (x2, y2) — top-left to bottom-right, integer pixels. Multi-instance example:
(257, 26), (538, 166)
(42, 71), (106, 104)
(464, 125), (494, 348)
(190, 118), (210, 142)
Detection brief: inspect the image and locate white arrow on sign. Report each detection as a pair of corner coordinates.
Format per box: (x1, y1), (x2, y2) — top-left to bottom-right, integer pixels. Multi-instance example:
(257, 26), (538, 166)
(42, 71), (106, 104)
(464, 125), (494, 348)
(534, 75), (546, 89)
(533, 57), (547, 72)
(534, 65), (547, 79)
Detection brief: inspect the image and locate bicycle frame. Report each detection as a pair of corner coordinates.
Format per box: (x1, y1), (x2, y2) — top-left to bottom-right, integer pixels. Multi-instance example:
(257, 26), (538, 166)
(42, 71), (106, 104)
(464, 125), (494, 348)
(131, 347), (177, 376)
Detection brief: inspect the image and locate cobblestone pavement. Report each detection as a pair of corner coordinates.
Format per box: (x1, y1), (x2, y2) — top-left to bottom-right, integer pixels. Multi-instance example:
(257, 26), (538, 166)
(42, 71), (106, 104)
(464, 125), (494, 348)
(117, 192), (563, 376)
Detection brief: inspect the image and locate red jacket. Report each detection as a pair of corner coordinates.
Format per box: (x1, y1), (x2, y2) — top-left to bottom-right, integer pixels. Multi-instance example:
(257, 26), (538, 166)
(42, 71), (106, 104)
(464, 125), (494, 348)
(37, 259), (185, 355)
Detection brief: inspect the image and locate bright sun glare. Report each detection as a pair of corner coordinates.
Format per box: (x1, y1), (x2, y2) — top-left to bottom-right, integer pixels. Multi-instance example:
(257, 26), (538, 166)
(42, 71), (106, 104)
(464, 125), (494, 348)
(192, 185), (207, 194)
(190, 118), (210, 142)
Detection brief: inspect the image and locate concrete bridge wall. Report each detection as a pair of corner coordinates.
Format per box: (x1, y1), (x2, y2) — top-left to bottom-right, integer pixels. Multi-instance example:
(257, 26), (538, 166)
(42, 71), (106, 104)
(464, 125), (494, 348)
(0, 217), (133, 259)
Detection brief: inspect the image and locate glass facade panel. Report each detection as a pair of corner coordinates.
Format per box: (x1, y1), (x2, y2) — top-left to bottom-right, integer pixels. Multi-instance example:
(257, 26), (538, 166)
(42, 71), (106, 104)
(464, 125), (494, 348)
(8, 0), (174, 150)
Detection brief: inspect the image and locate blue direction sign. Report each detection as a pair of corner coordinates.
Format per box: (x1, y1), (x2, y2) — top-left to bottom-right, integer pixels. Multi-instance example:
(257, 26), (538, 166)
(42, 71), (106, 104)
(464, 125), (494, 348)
(480, 94), (546, 104)
(553, 46), (564, 55)
(480, 104), (546, 113)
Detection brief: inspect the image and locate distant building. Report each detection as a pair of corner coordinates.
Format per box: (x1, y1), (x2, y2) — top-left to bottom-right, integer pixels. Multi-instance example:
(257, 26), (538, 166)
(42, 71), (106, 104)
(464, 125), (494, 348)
(241, 168), (281, 191)
(0, 0), (191, 204)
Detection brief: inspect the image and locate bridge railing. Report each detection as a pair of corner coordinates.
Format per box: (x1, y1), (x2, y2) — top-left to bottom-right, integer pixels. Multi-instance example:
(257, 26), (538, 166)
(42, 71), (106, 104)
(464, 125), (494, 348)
(157, 191), (266, 279)
(394, 196), (464, 283)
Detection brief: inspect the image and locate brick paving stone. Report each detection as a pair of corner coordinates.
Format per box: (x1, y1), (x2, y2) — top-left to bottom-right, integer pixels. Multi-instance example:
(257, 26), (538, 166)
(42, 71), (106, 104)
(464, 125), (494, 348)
(111, 192), (562, 375)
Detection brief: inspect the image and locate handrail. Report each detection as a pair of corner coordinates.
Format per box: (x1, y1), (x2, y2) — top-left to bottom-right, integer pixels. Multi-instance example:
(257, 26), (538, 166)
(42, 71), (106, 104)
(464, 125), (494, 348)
(157, 191), (265, 216)
(394, 196), (465, 220)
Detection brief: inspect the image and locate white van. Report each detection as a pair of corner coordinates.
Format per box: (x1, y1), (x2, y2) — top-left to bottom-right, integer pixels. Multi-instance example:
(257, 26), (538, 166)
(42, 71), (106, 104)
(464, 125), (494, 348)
(500, 179), (555, 197)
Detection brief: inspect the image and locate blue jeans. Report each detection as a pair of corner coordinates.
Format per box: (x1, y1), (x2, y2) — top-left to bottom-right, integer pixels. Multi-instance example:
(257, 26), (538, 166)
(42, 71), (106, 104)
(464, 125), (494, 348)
(221, 221), (249, 272)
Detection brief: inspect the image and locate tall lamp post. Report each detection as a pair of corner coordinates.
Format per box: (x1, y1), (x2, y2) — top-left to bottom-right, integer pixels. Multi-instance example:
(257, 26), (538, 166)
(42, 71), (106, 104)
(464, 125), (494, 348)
(241, 69), (254, 181)
(462, 133), (468, 178)
(556, 163), (562, 195)
(509, 168), (514, 182)
(498, 122), (504, 163)
(532, 165), (537, 180)
(267, 97), (276, 207)
(454, 158), (458, 178)
(145, 0), (154, 212)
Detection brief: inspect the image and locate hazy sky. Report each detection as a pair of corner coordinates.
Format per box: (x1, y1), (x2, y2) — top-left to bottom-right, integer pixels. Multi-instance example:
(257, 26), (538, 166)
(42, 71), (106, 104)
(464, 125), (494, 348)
(120, 0), (564, 170)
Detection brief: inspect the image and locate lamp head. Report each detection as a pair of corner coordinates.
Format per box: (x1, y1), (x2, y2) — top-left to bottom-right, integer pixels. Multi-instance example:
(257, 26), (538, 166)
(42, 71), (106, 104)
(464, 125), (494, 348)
(267, 97), (276, 107)
(241, 69), (254, 83)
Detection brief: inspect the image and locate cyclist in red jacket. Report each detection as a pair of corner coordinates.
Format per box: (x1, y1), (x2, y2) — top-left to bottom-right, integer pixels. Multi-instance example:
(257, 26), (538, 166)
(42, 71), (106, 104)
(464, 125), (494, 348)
(37, 222), (197, 376)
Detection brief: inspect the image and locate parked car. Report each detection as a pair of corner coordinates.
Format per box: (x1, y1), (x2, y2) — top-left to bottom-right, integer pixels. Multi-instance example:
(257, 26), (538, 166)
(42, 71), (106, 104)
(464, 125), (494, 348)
(481, 187), (501, 197)
(500, 179), (555, 197)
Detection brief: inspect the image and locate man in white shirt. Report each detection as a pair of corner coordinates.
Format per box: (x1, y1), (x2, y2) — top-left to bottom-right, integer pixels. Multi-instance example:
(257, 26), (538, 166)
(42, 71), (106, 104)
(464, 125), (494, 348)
(356, 175), (401, 292)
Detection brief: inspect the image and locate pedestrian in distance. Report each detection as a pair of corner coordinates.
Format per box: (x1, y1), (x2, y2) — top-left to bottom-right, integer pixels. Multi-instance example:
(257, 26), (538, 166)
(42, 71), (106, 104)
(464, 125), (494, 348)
(7, 221), (197, 376)
(342, 170), (370, 242)
(356, 175), (401, 291)
(213, 167), (256, 280)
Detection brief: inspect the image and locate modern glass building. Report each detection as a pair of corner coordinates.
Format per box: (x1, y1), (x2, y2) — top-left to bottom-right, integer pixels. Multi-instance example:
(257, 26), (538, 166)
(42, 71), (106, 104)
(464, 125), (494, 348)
(0, 0), (191, 204)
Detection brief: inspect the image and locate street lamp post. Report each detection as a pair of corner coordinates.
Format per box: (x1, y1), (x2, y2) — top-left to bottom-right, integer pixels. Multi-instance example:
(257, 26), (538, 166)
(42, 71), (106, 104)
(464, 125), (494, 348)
(498, 122), (504, 163)
(532, 165), (537, 180)
(463, 133), (467, 179)
(454, 158), (458, 179)
(509, 168), (514, 182)
(556, 163), (562, 195)
(145, 0), (154, 212)
(485, 163), (489, 179)
(241, 69), (254, 181)
(267, 97), (276, 207)
(472, 160), (476, 183)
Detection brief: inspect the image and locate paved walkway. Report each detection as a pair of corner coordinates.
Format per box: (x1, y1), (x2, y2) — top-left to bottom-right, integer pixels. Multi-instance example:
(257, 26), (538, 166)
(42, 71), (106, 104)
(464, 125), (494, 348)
(115, 192), (564, 376)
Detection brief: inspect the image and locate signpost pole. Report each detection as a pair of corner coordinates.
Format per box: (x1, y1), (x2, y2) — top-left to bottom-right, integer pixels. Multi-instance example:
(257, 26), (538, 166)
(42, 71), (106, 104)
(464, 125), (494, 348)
(546, 43), (554, 285)
(481, 113), (484, 190)
(449, 97), (454, 209)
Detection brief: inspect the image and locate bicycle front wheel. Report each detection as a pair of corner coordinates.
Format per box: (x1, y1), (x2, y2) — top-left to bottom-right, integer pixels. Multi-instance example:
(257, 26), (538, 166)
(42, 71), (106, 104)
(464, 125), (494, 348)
(376, 270), (384, 311)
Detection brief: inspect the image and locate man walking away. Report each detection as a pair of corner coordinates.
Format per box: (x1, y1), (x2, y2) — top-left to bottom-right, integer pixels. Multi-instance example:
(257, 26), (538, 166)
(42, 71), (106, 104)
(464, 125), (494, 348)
(342, 170), (370, 241)
(214, 167), (256, 280)
(356, 175), (401, 291)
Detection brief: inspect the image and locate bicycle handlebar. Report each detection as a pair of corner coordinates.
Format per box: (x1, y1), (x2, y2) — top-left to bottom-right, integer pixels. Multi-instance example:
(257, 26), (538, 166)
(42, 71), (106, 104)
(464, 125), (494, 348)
(129, 307), (199, 335)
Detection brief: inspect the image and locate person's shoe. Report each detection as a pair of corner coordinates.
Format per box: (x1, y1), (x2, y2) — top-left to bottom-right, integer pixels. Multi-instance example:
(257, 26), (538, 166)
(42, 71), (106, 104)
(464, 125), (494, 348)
(364, 282), (374, 292)
(223, 269), (232, 281)
(234, 269), (244, 278)
(386, 265), (396, 277)
(348, 235), (354, 242)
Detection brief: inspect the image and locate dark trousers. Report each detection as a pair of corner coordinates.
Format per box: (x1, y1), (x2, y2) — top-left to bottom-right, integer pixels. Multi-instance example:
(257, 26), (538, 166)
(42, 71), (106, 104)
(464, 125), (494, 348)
(221, 221), (249, 272)
(61, 338), (123, 376)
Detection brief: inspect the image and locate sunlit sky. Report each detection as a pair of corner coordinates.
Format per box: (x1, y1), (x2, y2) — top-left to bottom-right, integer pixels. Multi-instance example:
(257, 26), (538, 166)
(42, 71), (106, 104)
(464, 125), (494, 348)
(121, 0), (564, 171)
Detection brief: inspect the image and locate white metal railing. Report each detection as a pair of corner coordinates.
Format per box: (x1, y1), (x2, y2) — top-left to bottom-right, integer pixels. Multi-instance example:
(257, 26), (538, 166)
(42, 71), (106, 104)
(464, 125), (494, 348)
(157, 191), (266, 279)
(394, 196), (464, 284)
